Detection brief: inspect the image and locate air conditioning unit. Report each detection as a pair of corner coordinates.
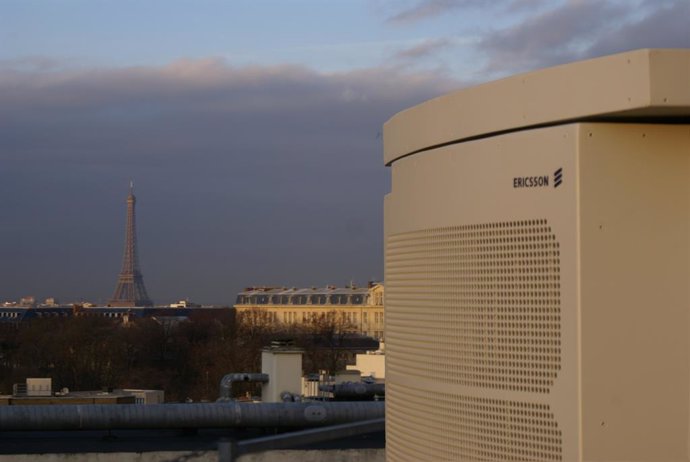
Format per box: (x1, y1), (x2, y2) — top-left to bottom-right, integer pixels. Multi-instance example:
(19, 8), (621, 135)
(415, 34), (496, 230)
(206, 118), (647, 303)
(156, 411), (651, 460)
(383, 49), (690, 461)
(26, 378), (52, 397)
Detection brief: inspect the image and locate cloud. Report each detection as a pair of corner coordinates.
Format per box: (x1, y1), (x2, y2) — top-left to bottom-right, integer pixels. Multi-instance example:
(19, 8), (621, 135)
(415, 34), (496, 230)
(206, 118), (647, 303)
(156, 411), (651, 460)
(385, 0), (532, 24)
(0, 56), (73, 73)
(504, 0), (553, 14)
(585, 0), (690, 57)
(477, 0), (630, 75)
(5, 0), (686, 305)
(394, 38), (454, 60)
(476, 0), (690, 77)
(387, 0), (478, 24)
(382, 0), (688, 80)
(0, 59), (457, 304)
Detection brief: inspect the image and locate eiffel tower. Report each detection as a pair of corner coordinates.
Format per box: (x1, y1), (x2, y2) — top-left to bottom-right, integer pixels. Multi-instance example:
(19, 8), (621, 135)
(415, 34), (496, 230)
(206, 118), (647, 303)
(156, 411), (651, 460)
(109, 182), (153, 307)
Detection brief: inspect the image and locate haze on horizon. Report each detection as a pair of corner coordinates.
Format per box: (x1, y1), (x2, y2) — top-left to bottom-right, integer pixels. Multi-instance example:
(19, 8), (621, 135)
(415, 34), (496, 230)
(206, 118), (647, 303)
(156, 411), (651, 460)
(1, 0), (688, 305)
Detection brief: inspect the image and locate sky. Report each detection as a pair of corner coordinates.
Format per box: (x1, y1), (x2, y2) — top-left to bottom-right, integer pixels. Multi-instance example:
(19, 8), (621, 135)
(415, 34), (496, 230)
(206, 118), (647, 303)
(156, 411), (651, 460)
(1, 0), (688, 305)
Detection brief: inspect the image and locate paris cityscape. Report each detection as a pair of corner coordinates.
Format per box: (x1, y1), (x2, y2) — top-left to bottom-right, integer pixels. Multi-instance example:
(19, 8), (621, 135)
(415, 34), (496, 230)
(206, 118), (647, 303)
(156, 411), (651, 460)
(1, 1), (689, 460)
(0, 183), (386, 404)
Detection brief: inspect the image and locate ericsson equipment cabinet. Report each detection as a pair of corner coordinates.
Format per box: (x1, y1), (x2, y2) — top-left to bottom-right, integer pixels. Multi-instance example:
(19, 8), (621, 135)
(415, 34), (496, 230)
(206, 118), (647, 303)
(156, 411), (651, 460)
(383, 49), (690, 461)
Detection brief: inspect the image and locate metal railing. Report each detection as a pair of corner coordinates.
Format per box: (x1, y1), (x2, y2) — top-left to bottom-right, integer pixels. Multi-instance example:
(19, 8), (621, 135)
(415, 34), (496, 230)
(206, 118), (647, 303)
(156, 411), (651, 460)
(217, 417), (385, 462)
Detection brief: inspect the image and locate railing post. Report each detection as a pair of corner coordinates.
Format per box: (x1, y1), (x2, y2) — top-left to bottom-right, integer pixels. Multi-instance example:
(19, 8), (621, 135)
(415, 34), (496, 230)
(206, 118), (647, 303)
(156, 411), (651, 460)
(218, 438), (238, 462)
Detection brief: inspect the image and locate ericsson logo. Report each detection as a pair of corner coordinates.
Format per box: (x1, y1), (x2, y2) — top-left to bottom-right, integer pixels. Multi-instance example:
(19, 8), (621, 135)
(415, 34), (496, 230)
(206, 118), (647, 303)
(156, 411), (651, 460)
(513, 168), (563, 189)
(554, 168), (563, 188)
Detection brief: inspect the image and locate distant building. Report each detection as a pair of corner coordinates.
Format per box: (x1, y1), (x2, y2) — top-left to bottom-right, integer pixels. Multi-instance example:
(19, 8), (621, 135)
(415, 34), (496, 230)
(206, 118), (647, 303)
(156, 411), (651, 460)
(2, 378), (163, 405)
(117, 389), (165, 404)
(0, 305), (232, 326)
(346, 342), (385, 381)
(169, 299), (201, 308)
(19, 296), (35, 307)
(234, 282), (384, 339)
(42, 297), (59, 307)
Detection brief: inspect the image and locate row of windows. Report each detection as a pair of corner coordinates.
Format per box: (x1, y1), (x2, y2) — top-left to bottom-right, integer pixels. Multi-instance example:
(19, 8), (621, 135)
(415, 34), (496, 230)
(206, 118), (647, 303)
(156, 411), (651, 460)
(237, 294), (368, 306)
(278, 311), (367, 324)
(243, 309), (384, 326)
(33, 312), (127, 319)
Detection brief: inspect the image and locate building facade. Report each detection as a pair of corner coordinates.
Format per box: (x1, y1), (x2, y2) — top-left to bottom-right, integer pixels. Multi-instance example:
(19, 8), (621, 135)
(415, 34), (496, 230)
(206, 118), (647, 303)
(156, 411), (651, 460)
(0, 306), (232, 326)
(234, 283), (384, 339)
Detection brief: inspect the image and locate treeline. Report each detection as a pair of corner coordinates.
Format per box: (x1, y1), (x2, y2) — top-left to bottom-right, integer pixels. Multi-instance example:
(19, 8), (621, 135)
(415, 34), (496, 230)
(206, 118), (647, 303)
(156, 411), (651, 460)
(0, 310), (369, 402)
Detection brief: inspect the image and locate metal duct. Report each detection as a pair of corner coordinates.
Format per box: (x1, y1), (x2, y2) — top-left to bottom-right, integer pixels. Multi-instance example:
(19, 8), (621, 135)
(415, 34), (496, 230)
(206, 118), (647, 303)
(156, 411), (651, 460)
(319, 382), (385, 399)
(218, 373), (269, 400)
(0, 401), (384, 431)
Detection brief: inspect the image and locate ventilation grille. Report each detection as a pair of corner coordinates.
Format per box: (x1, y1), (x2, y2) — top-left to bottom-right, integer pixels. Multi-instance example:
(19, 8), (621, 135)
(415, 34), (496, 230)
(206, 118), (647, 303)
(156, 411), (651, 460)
(386, 219), (561, 393)
(387, 382), (563, 461)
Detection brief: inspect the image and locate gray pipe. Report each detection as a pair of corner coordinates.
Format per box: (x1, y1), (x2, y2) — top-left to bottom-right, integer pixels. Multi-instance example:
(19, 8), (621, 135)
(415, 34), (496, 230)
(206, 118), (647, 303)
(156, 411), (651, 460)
(218, 373), (269, 400)
(319, 382), (385, 398)
(0, 401), (384, 431)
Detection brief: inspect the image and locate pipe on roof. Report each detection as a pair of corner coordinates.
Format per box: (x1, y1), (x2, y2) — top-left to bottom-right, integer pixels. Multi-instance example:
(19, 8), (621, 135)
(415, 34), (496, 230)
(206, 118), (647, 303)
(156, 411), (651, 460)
(218, 373), (269, 401)
(0, 401), (385, 431)
(319, 382), (385, 399)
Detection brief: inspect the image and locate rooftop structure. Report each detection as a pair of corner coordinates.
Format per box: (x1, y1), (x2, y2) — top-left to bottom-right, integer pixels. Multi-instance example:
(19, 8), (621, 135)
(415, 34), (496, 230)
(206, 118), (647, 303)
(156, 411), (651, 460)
(0, 346), (385, 460)
(346, 342), (385, 381)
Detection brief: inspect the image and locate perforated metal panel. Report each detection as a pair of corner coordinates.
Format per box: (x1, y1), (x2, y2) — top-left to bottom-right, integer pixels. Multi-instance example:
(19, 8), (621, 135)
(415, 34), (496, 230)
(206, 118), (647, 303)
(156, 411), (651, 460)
(386, 220), (562, 393)
(385, 219), (563, 461)
(387, 382), (563, 461)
